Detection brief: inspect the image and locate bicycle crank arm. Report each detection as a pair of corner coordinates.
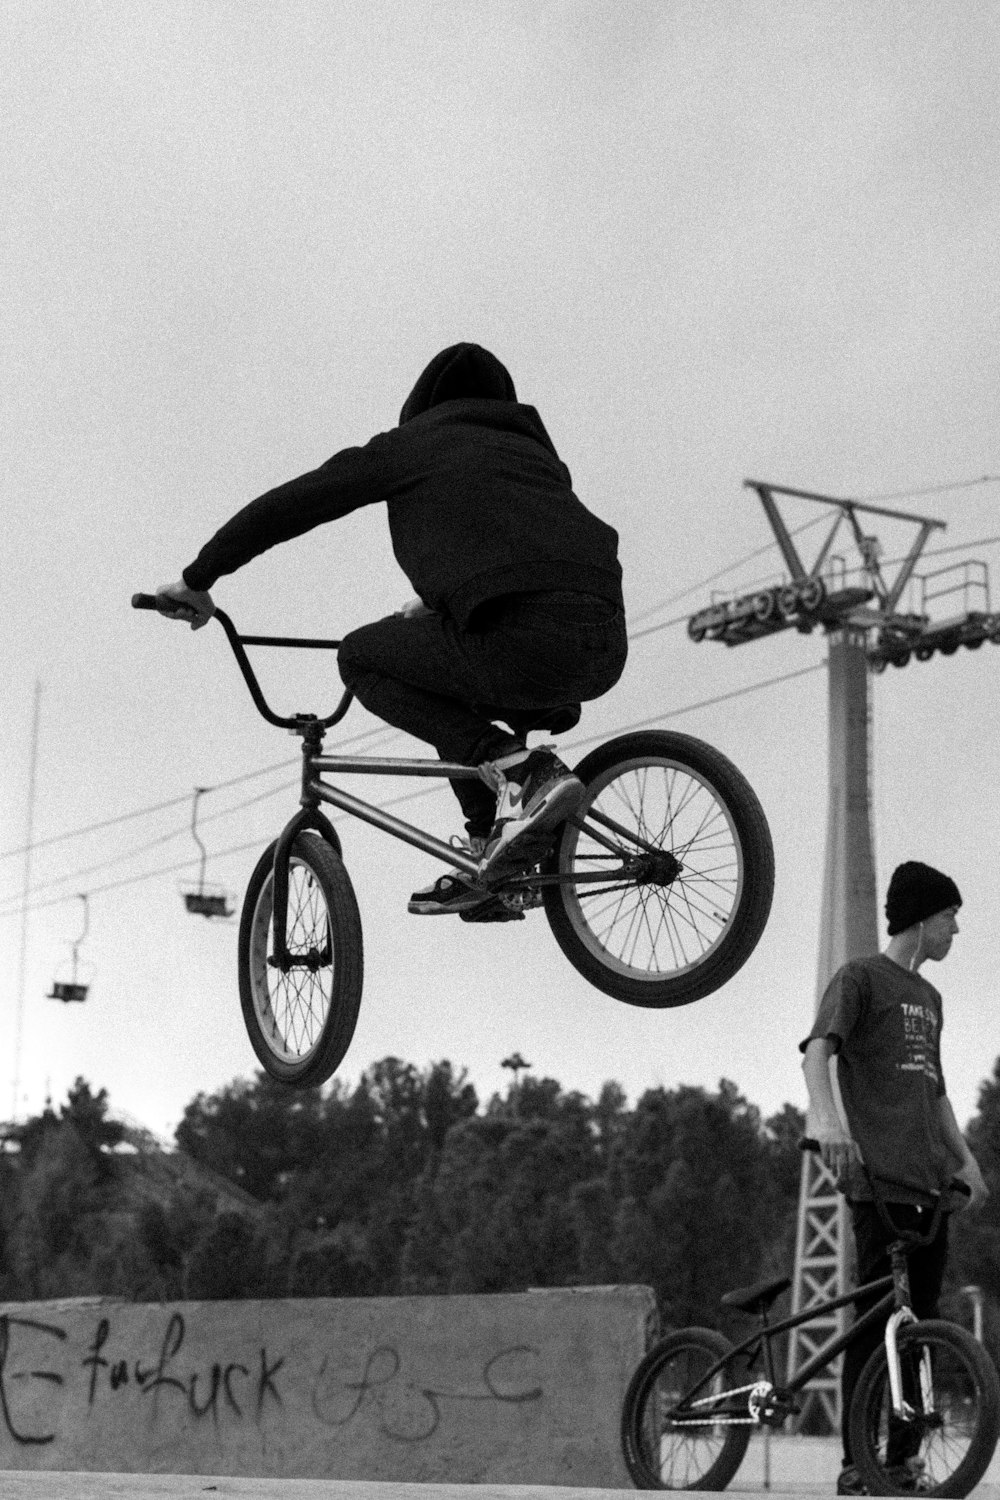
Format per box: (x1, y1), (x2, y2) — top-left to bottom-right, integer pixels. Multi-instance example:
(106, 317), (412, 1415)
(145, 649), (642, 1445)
(499, 867), (635, 890)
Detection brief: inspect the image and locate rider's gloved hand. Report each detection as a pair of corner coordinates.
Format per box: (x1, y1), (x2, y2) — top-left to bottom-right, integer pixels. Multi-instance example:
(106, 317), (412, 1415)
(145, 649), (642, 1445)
(156, 580), (216, 630)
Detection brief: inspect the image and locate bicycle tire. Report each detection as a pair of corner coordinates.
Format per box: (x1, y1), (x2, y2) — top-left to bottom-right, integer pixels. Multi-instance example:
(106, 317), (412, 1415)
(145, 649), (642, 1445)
(238, 832), (364, 1088)
(542, 731), (774, 1007)
(621, 1327), (752, 1490)
(849, 1319), (1000, 1498)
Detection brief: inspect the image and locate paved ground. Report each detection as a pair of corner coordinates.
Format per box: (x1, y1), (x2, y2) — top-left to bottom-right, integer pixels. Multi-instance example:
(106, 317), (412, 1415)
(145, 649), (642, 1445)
(0, 1481), (643, 1499)
(3, 1441), (1000, 1498)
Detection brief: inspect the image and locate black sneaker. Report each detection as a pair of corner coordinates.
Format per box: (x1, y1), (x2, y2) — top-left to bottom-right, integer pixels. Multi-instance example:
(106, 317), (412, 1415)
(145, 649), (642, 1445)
(884, 1460), (928, 1493)
(837, 1465), (868, 1496)
(408, 838), (490, 915)
(479, 747), (584, 875)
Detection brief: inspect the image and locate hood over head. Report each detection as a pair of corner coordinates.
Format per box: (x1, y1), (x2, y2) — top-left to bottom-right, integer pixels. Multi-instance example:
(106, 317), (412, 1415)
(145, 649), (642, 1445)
(399, 343), (517, 424)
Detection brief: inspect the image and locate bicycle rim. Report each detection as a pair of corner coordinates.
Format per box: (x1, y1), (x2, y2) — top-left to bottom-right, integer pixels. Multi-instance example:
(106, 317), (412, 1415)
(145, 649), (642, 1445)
(624, 1331), (751, 1490)
(246, 851), (345, 1071)
(851, 1321), (1000, 1497)
(563, 756), (744, 984)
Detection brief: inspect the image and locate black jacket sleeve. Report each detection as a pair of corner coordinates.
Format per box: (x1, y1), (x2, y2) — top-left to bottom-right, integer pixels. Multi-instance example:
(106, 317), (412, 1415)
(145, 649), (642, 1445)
(182, 437), (392, 591)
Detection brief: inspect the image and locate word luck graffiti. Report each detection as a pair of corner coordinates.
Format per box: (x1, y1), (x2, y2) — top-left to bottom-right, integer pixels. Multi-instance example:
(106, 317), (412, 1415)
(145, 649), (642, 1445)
(0, 1312), (283, 1445)
(0, 1309), (542, 1451)
(83, 1314), (284, 1422)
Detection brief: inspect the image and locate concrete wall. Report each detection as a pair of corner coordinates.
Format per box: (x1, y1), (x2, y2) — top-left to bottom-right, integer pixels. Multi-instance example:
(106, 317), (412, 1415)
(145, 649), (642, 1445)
(0, 1286), (655, 1485)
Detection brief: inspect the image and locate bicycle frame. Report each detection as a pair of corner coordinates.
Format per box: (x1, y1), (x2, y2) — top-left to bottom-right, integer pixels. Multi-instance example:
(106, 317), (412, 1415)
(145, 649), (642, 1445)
(196, 606), (662, 970)
(666, 1274), (897, 1428)
(666, 1174), (955, 1432)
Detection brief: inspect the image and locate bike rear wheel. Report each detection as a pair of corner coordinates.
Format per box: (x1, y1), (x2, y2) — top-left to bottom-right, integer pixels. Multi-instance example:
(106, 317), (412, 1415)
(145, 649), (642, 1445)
(238, 832), (364, 1088)
(621, 1327), (752, 1490)
(849, 1319), (1000, 1497)
(542, 731), (774, 1007)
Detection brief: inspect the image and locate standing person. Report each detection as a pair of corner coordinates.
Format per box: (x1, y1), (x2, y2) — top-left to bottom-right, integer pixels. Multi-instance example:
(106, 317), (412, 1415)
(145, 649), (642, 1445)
(154, 342), (627, 915)
(800, 861), (987, 1496)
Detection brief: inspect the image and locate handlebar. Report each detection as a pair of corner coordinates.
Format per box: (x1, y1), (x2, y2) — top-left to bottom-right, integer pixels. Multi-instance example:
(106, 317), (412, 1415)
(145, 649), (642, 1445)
(132, 591), (174, 613)
(131, 593), (353, 732)
(801, 1137), (969, 1247)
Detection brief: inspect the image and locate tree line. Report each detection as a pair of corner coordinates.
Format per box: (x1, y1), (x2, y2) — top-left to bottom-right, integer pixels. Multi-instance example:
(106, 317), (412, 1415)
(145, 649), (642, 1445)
(4, 1059), (1000, 1355)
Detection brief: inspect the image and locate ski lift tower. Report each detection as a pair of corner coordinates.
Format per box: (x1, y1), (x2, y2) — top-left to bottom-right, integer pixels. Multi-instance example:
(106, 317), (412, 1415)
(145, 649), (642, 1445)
(688, 480), (1000, 1430)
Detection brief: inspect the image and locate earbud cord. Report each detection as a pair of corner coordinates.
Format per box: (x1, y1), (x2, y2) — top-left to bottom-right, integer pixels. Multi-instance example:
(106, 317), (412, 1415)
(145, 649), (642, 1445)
(910, 921), (924, 972)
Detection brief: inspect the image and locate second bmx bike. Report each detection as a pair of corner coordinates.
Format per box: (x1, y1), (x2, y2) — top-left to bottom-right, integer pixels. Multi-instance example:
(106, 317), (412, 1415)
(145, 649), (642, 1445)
(133, 595), (775, 1087)
(620, 1159), (999, 1497)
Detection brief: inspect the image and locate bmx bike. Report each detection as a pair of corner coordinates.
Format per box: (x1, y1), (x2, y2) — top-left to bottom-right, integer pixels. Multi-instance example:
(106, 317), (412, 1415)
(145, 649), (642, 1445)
(133, 595), (775, 1087)
(620, 1152), (999, 1497)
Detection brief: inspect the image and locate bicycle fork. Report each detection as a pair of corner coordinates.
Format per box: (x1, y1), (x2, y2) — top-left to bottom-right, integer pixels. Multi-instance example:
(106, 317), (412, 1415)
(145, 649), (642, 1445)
(884, 1306), (921, 1420)
(884, 1240), (936, 1427)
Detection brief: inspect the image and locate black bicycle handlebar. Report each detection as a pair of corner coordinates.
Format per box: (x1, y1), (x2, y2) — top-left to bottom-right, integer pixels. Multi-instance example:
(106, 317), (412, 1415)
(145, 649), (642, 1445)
(131, 592), (353, 731)
(800, 1137), (969, 1247)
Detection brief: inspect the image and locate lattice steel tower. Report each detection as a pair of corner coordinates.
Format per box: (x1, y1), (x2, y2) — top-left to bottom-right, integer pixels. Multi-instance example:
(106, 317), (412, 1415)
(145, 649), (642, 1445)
(688, 480), (1000, 1430)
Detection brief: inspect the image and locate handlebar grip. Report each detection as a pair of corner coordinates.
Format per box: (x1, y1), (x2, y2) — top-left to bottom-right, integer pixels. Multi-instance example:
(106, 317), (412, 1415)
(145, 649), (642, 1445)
(132, 592), (192, 619)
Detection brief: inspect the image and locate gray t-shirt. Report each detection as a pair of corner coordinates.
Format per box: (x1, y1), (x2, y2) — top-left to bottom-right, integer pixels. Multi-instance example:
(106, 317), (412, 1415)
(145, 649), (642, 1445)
(801, 953), (953, 1204)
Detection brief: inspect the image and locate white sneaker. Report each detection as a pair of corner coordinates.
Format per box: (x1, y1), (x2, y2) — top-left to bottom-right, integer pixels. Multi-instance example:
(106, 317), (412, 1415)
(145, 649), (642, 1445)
(479, 747), (584, 875)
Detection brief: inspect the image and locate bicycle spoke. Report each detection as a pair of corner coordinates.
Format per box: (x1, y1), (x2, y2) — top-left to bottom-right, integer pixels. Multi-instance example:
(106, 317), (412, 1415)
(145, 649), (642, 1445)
(629, 1335), (746, 1489)
(253, 859), (336, 1063)
(560, 752), (745, 983)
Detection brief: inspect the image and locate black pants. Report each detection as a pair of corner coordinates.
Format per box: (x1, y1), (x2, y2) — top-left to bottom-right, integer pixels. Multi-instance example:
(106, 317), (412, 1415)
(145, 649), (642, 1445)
(338, 590), (627, 836)
(841, 1199), (949, 1466)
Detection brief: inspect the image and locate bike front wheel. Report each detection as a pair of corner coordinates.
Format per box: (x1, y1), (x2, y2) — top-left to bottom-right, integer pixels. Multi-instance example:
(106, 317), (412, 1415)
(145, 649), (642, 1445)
(542, 731), (774, 1007)
(849, 1319), (1000, 1497)
(620, 1327), (752, 1490)
(238, 832), (364, 1088)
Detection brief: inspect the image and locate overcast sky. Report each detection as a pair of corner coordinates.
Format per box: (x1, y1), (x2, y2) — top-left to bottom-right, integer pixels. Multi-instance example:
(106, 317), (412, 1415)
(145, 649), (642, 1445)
(2, 1), (998, 1140)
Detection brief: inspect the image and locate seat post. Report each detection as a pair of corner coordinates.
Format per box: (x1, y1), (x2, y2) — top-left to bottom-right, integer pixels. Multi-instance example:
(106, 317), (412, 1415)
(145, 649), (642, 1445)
(758, 1303), (778, 1385)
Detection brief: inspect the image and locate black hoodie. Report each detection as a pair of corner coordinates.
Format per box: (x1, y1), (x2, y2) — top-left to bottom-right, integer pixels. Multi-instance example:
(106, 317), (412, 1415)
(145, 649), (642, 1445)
(183, 344), (623, 625)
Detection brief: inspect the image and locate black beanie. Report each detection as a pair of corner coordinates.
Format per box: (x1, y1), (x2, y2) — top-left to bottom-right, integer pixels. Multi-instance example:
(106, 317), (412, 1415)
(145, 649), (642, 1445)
(885, 861), (962, 936)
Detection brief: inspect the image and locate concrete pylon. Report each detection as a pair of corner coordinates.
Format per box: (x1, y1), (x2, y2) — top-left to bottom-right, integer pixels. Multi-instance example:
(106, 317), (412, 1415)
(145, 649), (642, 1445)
(787, 628), (879, 1430)
(816, 629), (879, 991)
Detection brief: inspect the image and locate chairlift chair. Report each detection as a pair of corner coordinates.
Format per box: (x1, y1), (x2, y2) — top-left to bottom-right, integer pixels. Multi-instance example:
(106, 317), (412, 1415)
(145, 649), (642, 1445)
(47, 894), (92, 1003)
(180, 787), (235, 920)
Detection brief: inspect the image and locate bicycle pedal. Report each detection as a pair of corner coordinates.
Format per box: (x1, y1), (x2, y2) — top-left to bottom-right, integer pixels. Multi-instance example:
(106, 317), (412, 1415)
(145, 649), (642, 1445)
(459, 897), (526, 924)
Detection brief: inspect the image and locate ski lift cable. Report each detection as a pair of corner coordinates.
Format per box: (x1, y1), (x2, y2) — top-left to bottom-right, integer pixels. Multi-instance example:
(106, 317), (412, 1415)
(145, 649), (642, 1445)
(0, 776), (301, 912)
(0, 619), (804, 911)
(855, 474), (1000, 504)
(5, 658), (825, 919)
(629, 512), (832, 625)
(0, 719), (403, 865)
(7, 478), (996, 870)
(7, 512), (997, 900)
(0, 721), (412, 913)
(19, 483), (960, 897)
